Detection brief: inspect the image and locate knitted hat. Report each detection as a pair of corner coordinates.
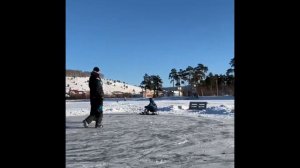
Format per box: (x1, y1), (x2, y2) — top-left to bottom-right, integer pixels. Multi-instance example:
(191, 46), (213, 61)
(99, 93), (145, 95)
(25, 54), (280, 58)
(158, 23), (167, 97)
(93, 67), (100, 72)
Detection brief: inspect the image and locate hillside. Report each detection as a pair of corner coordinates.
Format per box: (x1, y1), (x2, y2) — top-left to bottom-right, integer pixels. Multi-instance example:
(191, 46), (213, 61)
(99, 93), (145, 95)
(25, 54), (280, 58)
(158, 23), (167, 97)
(66, 77), (143, 98)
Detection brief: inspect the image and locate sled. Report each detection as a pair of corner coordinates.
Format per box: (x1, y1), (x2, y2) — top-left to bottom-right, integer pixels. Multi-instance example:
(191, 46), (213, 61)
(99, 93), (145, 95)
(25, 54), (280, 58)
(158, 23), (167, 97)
(139, 111), (158, 115)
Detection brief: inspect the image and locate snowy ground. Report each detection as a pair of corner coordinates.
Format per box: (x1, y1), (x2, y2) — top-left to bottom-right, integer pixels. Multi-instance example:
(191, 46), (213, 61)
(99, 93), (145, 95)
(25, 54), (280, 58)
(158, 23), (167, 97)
(66, 97), (234, 168)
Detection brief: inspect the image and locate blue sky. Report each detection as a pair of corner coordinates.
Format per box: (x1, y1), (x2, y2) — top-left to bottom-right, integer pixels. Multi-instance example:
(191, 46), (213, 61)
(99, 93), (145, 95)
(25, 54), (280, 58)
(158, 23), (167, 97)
(66, 0), (234, 87)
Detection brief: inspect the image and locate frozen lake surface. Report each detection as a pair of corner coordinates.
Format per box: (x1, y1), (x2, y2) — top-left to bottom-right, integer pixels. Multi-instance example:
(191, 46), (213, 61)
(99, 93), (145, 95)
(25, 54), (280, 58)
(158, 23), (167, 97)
(66, 98), (234, 168)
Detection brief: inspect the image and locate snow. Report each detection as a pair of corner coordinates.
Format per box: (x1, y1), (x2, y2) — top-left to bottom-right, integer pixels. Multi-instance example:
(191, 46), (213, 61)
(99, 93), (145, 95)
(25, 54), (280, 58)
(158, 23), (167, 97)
(66, 97), (234, 120)
(66, 97), (234, 167)
(66, 77), (142, 95)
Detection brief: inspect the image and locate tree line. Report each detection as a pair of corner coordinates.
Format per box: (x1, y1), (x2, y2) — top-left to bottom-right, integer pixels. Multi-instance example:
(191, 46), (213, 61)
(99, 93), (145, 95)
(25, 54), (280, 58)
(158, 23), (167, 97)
(140, 74), (163, 97)
(140, 58), (234, 97)
(66, 69), (104, 78)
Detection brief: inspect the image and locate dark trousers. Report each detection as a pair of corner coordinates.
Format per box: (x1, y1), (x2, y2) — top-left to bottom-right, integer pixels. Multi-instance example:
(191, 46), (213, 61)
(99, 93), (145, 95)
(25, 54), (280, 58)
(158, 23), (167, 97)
(84, 98), (103, 127)
(145, 105), (157, 112)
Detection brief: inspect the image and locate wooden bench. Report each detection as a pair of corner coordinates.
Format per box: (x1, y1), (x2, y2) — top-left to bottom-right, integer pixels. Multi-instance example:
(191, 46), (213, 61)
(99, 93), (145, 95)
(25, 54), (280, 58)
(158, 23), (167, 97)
(189, 102), (207, 110)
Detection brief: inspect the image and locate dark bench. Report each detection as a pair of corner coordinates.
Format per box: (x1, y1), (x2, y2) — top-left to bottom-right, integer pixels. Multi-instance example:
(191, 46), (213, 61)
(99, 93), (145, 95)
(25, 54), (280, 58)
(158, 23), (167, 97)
(189, 102), (207, 110)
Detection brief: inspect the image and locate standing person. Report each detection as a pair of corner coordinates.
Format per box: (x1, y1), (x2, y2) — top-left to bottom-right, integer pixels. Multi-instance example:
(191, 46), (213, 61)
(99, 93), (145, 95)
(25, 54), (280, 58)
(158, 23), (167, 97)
(142, 98), (158, 115)
(83, 67), (104, 128)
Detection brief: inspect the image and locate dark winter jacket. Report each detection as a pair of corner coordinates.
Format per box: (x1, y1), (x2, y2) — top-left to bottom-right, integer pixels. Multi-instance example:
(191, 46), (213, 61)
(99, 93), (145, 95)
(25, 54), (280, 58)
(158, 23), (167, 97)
(145, 98), (157, 112)
(89, 71), (104, 100)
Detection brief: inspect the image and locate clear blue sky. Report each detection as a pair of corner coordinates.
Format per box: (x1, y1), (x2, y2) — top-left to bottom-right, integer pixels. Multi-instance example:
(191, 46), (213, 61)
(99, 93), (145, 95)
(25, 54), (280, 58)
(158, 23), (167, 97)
(66, 0), (234, 87)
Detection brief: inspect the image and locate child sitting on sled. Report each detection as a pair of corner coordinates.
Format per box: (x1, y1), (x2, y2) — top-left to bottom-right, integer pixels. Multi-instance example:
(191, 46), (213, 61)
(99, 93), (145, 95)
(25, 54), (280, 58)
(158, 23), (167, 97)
(142, 98), (158, 115)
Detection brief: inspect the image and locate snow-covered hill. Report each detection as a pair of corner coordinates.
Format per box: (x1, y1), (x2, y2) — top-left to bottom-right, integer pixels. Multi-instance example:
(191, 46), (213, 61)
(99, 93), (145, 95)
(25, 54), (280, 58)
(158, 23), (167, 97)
(66, 77), (143, 96)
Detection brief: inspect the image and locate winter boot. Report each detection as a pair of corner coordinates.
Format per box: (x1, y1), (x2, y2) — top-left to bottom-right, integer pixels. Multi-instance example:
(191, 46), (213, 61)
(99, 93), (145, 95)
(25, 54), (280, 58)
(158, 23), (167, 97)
(83, 115), (95, 128)
(95, 124), (103, 128)
(83, 120), (89, 128)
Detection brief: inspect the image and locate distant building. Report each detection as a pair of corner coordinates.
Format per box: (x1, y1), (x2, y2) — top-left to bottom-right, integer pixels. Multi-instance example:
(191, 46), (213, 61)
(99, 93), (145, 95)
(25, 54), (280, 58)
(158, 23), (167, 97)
(142, 89), (155, 98)
(162, 85), (195, 97)
(162, 87), (182, 96)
